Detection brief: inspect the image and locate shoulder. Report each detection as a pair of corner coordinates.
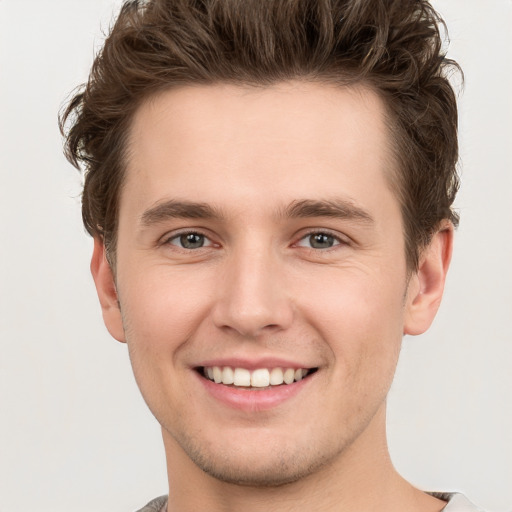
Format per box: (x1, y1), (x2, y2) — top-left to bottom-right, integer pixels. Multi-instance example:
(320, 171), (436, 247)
(134, 495), (168, 512)
(429, 492), (485, 512)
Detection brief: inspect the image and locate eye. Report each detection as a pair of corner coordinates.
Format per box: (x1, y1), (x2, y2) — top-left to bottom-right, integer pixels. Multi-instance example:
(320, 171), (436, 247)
(167, 232), (213, 249)
(297, 232), (341, 249)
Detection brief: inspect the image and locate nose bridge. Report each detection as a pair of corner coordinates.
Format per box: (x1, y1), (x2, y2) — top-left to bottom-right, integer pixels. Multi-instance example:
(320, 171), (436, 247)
(212, 238), (292, 337)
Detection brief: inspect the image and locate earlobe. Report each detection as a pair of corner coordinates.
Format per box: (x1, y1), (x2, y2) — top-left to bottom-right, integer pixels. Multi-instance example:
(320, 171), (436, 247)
(403, 222), (454, 336)
(90, 237), (126, 343)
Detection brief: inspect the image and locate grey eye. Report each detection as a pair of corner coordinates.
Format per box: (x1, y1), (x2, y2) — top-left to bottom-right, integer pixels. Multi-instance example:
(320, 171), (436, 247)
(181, 233), (204, 249)
(171, 232), (207, 249)
(296, 232), (342, 250)
(308, 233), (336, 249)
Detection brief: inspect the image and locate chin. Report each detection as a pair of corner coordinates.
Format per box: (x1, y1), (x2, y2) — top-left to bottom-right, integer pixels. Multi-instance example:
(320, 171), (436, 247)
(203, 470), (308, 488)
(192, 454), (325, 488)
(173, 430), (336, 488)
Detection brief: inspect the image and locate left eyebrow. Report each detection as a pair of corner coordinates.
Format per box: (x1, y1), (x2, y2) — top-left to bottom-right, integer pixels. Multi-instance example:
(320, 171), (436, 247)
(281, 199), (375, 224)
(140, 199), (224, 227)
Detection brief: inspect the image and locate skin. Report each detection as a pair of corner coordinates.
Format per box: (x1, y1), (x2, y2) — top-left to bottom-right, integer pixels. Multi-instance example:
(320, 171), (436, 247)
(91, 81), (453, 512)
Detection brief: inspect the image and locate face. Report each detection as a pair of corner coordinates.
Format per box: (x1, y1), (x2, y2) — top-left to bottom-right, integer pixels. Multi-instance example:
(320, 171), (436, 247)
(93, 81), (447, 487)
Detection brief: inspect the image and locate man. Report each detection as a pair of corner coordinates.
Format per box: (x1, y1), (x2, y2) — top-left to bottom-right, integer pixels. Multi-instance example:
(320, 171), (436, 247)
(60, 0), (481, 511)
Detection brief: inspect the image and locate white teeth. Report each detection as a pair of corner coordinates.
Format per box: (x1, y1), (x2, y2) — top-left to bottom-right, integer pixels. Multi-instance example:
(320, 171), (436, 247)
(203, 366), (312, 387)
(269, 367), (284, 385)
(283, 368), (295, 384)
(233, 368), (251, 387)
(213, 366), (222, 384)
(251, 369), (270, 388)
(221, 366), (234, 385)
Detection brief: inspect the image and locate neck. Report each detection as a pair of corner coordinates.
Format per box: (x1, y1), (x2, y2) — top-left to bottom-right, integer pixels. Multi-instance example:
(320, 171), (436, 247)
(162, 405), (446, 512)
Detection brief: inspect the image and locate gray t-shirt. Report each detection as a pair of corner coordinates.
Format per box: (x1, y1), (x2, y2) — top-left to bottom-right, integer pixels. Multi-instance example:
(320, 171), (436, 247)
(430, 492), (484, 512)
(135, 492), (482, 512)
(136, 495), (167, 512)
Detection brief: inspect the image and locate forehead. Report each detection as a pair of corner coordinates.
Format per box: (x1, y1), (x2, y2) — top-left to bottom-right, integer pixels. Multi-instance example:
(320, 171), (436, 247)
(123, 81), (396, 219)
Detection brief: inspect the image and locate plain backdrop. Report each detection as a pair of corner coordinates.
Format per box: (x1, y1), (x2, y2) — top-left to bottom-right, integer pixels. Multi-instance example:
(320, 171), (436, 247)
(0, 1), (511, 511)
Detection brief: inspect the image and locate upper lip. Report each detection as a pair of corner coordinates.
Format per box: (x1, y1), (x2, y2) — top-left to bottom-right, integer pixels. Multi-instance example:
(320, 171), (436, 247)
(195, 357), (317, 371)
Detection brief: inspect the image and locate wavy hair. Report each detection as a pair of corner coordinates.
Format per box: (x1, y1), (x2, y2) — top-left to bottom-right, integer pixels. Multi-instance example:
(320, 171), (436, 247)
(60, 0), (461, 269)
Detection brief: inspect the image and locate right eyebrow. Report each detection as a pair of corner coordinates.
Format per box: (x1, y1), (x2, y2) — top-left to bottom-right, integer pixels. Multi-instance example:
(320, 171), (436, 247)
(140, 199), (224, 226)
(281, 198), (374, 224)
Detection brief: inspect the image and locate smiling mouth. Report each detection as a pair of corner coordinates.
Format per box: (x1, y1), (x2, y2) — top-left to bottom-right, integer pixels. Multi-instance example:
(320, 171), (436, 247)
(197, 366), (318, 389)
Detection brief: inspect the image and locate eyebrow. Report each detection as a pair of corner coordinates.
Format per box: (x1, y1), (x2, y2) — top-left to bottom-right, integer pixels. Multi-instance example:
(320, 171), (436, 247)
(140, 200), (224, 226)
(139, 197), (374, 227)
(282, 199), (374, 224)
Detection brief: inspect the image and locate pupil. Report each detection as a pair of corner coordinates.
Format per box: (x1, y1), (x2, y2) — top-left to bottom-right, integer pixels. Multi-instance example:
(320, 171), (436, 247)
(181, 233), (204, 249)
(310, 233), (334, 249)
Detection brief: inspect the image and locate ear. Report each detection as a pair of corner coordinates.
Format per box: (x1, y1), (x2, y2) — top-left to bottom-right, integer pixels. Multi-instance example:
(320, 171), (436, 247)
(90, 237), (126, 343)
(403, 222), (454, 336)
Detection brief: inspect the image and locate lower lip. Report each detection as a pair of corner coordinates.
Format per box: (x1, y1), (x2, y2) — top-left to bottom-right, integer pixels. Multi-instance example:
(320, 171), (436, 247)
(196, 372), (312, 412)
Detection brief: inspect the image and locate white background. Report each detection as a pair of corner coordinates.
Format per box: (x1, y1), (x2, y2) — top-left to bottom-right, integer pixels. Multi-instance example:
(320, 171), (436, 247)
(0, 1), (511, 510)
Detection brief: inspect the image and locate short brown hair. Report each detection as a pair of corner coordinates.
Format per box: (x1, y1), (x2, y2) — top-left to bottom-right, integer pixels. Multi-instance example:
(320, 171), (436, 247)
(60, 0), (461, 269)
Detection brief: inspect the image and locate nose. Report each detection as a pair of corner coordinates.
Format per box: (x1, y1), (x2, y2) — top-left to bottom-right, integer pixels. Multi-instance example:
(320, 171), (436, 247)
(211, 246), (294, 338)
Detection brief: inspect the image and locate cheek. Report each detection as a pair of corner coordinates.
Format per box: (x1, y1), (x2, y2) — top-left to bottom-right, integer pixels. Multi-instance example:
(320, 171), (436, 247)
(296, 268), (406, 370)
(117, 266), (214, 354)
(117, 268), (215, 414)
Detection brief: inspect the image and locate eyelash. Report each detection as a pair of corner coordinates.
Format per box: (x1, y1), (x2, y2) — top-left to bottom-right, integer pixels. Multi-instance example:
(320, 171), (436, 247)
(160, 229), (348, 252)
(161, 230), (215, 250)
(295, 230), (347, 250)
